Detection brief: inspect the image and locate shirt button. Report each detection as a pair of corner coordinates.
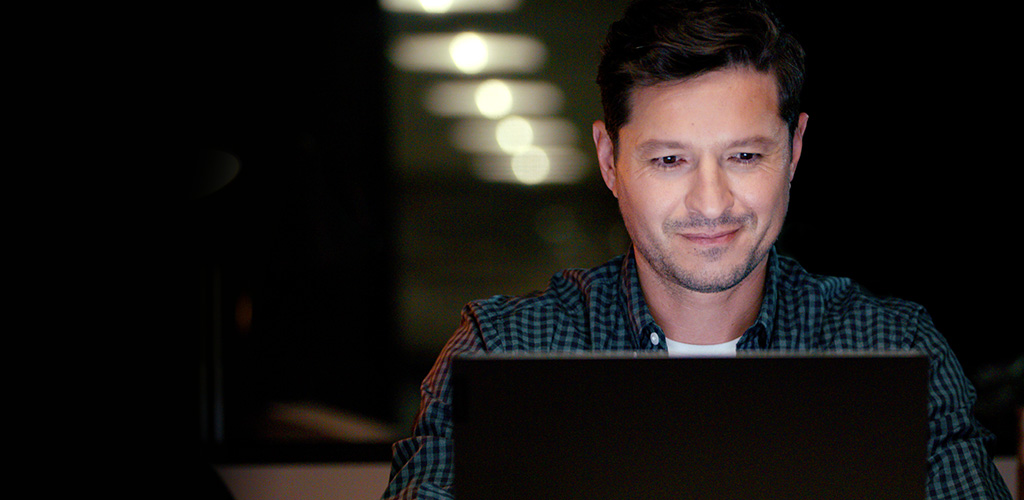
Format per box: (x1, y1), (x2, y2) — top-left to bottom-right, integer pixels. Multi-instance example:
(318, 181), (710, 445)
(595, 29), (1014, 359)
(650, 332), (660, 346)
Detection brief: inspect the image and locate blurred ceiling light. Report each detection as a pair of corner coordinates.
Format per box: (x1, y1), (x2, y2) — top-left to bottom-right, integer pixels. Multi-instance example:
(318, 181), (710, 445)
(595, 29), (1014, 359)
(450, 32), (488, 74)
(380, 0), (521, 13)
(475, 79), (513, 118)
(472, 146), (590, 185)
(511, 146), (551, 185)
(419, 0), (454, 13)
(495, 115), (534, 153)
(452, 116), (579, 154)
(425, 79), (564, 118)
(389, 33), (546, 74)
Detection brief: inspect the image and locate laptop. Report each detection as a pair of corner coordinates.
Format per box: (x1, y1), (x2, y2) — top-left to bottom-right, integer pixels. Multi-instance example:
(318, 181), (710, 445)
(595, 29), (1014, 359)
(452, 352), (928, 500)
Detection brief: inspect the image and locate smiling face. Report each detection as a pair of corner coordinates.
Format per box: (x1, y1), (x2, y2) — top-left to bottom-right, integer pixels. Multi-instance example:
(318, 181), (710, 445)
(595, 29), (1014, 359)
(594, 66), (808, 294)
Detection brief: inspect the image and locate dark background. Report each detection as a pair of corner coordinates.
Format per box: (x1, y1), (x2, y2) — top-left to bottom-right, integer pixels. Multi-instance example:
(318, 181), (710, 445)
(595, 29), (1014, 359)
(163, 0), (1021, 462)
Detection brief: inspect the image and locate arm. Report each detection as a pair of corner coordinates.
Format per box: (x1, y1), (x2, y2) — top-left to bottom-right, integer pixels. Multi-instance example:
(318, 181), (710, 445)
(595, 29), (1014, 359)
(382, 307), (485, 500)
(912, 311), (1012, 499)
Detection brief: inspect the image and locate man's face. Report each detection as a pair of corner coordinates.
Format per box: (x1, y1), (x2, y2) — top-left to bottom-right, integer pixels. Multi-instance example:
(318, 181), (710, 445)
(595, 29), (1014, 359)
(593, 66), (808, 294)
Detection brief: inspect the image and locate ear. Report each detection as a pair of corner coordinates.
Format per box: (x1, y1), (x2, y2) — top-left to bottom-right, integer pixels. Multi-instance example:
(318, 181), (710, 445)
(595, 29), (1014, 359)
(592, 120), (618, 197)
(788, 112), (809, 182)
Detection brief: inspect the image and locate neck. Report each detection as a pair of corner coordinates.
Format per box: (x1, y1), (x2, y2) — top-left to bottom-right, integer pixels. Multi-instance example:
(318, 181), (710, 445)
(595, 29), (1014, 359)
(636, 254), (767, 345)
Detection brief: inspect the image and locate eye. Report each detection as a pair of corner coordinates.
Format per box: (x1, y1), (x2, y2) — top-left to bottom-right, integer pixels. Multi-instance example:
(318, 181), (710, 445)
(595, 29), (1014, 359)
(731, 152), (761, 164)
(652, 155), (684, 169)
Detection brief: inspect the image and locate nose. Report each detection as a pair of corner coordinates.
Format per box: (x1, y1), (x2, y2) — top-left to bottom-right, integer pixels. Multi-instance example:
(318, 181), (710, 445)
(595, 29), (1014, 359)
(684, 160), (734, 220)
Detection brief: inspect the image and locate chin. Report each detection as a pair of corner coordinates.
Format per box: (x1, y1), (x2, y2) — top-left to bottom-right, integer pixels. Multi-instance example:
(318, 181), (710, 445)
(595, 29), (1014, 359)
(673, 247), (768, 293)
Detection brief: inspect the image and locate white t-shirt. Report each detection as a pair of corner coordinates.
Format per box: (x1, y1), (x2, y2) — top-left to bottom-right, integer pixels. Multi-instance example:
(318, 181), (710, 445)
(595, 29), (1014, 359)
(664, 336), (740, 357)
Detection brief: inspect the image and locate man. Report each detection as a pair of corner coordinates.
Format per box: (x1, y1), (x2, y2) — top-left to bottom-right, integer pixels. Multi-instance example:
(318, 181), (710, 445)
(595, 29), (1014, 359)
(383, 0), (1011, 498)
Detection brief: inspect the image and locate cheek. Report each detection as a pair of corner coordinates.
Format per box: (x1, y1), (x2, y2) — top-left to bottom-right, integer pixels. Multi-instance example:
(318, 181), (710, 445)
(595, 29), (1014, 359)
(741, 179), (790, 223)
(622, 180), (680, 225)
(616, 180), (675, 237)
(722, 170), (784, 217)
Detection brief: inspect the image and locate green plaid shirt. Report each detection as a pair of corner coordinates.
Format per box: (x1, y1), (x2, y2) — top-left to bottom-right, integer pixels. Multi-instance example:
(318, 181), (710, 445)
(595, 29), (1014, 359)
(384, 248), (1010, 499)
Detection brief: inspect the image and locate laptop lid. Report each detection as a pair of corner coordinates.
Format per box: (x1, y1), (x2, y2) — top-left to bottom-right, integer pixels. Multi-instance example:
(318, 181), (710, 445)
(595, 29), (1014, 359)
(452, 352), (928, 500)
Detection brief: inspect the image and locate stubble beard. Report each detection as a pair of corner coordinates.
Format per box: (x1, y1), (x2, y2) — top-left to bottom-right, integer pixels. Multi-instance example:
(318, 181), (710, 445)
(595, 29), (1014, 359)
(631, 212), (772, 294)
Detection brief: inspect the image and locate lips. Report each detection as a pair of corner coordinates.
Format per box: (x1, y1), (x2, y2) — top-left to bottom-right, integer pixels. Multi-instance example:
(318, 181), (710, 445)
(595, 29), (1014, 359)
(680, 228), (739, 245)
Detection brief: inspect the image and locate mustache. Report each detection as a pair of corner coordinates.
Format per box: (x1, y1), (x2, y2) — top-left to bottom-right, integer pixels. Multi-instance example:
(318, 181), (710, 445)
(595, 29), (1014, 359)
(663, 212), (754, 232)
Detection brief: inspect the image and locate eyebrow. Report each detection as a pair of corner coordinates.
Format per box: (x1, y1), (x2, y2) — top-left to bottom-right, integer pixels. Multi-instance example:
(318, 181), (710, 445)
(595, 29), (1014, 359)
(725, 135), (781, 150)
(635, 135), (781, 156)
(635, 139), (691, 157)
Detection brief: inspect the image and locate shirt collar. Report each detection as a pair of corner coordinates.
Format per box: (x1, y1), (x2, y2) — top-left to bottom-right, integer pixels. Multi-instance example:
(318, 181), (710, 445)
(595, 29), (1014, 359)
(618, 246), (780, 350)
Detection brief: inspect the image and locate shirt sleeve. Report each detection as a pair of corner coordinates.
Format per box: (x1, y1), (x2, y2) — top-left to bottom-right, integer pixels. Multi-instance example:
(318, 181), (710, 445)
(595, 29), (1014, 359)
(382, 305), (485, 500)
(911, 309), (1012, 500)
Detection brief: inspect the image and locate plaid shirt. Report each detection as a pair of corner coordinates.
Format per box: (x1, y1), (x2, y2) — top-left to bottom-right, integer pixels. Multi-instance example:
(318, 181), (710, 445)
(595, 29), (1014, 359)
(383, 248), (1011, 499)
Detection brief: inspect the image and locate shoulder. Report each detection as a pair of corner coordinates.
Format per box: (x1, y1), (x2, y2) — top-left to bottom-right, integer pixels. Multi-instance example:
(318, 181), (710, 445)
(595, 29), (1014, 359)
(772, 254), (937, 350)
(463, 255), (625, 351)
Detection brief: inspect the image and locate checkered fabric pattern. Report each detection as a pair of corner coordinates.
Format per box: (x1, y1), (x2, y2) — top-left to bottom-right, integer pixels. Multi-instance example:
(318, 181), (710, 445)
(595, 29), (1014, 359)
(382, 247), (1011, 499)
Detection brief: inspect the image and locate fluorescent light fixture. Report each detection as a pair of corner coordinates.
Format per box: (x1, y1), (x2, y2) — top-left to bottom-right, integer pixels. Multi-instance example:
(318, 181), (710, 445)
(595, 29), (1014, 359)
(451, 116), (579, 154)
(472, 146), (590, 185)
(425, 79), (564, 118)
(380, 0), (522, 14)
(389, 32), (546, 74)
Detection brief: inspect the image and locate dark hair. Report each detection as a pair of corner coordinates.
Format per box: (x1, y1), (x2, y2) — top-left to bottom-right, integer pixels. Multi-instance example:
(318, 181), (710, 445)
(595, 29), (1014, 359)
(597, 0), (805, 146)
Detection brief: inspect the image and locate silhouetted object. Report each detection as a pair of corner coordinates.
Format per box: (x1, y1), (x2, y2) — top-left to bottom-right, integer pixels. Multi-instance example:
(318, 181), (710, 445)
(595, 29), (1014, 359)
(200, 462), (234, 500)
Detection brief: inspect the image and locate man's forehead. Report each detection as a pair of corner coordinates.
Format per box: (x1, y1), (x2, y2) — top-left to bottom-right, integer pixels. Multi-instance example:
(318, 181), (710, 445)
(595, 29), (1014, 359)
(621, 68), (783, 131)
(626, 66), (781, 120)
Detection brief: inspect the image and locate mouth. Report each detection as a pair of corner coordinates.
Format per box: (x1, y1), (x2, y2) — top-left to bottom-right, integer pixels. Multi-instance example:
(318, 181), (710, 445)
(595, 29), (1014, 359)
(680, 227), (740, 246)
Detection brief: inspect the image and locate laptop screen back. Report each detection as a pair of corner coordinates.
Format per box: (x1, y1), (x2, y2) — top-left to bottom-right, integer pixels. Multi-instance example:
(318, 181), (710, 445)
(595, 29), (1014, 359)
(452, 352), (928, 500)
